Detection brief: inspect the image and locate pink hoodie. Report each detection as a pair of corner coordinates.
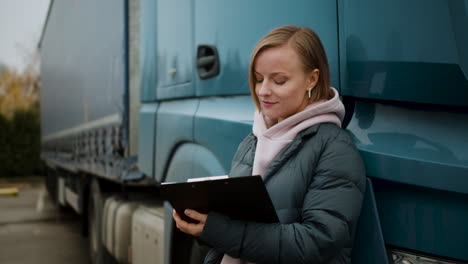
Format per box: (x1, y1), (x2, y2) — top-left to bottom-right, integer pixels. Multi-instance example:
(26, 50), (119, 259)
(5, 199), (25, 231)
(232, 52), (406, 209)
(252, 87), (345, 178)
(221, 87), (345, 264)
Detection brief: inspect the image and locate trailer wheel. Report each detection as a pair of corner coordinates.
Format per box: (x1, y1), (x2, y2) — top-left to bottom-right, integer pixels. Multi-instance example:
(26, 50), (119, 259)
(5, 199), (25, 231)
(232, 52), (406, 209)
(44, 167), (58, 203)
(89, 179), (112, 264)
(88, 179), (117, 264)
(89, 179), (100, 263)
(45, 167), (69, 212)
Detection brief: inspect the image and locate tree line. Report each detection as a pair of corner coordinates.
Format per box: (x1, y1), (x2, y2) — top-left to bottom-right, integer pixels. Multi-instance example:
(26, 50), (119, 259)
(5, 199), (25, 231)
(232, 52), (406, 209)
(0, 64), (43, 177)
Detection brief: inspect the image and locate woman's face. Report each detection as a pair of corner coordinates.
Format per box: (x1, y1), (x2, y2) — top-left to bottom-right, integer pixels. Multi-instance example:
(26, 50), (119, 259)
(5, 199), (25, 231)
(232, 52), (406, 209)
(254, 44), (317, 123)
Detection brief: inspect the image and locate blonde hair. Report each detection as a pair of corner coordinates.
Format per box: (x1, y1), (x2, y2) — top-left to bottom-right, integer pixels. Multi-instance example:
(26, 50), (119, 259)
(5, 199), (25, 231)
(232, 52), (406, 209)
(249, 25), (333, 110)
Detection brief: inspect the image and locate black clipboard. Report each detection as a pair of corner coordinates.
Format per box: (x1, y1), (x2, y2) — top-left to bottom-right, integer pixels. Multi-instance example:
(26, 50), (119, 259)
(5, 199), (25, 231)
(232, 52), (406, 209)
(160, 176), (279, 223)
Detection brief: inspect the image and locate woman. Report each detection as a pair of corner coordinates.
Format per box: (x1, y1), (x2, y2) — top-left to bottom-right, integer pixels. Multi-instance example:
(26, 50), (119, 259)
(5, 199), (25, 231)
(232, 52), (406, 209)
(173, 25), (365, 264)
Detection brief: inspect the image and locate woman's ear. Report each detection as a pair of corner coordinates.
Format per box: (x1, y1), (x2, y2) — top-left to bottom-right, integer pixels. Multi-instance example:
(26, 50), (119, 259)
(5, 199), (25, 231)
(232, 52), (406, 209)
(307, 69), (320, 90)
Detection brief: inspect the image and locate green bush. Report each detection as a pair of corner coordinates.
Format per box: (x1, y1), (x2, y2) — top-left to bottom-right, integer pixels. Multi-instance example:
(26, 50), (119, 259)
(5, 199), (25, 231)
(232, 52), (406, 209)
(0, 106), (44, 177)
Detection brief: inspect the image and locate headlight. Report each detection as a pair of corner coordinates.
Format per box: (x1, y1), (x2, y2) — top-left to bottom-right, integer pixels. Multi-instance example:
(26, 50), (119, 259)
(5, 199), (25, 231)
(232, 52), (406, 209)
(388, 248), (462, 264)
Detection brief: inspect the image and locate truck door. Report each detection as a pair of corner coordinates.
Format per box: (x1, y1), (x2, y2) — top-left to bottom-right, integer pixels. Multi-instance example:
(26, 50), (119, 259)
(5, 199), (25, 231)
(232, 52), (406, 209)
(139, 0), (198, 183)
(193, 0), (341, 171)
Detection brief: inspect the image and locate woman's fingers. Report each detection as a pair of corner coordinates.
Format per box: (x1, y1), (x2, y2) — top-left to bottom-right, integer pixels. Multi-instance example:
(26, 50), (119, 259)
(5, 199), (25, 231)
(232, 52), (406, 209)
(184, 209), (207, 223)
(172, 209), (207, 237)
(172, 209), (184, 229)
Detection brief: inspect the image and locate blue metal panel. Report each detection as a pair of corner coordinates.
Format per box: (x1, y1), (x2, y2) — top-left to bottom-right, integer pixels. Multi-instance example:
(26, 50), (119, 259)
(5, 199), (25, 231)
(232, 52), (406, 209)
(346, 100), (468, 260)
(351, 178), (389, 264)
(138, 103), (158, 177)
(339, 0), (468, 107)
(154, 99), (199, 183)
(372, 177), (468, 261)
(140, 0), (194, 101)
(340, 1), (468, 260)
(140, 0), (157, 102)
(40, 0), (126, 136)
(155, 0), (194, 100)
(347, 101), (468, 195)
(194, 96), (254, 172)
(194, 0), (339, 96)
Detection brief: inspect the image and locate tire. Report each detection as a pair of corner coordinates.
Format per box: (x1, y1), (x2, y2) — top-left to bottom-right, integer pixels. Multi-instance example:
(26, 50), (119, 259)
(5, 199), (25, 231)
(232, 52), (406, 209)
(88, 179), (118, 264)
(89, 179), (102, 264)
(45, 167), (63, 208)
(44, 167), (58, 203)
(45, 167), (69, 212)
(89, 179), (114, 264)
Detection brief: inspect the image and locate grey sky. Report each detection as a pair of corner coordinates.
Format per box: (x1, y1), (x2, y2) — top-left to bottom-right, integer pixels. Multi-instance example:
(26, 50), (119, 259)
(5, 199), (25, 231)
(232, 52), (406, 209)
(0, 0), (50, 72)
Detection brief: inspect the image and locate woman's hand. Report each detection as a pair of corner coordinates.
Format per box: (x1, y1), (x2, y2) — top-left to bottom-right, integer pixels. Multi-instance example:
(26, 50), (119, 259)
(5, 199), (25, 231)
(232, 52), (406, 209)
(172, 209), (207, 237)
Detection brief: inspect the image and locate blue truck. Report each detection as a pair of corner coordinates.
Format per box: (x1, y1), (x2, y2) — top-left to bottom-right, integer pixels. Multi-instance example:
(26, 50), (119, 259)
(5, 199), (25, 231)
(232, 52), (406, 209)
(39, 0), (468, 263)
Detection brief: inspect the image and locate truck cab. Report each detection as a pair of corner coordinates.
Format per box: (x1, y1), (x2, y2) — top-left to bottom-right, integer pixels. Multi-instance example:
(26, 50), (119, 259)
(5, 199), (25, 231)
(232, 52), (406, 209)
(39, 0), (468, 263)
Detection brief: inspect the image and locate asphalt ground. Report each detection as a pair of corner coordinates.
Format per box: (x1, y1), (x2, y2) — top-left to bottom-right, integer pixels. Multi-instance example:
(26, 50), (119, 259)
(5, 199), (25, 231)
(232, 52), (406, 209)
(0, 181), (91, 264)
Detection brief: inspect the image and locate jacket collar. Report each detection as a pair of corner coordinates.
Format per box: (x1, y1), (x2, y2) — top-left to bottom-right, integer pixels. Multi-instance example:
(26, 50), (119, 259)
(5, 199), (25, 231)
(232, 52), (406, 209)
(262, 124), (321, 184)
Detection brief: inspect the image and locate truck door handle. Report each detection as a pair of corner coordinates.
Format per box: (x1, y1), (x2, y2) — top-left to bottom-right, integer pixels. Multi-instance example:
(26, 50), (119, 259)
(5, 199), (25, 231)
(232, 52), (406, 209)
(196, 45), (220, 79)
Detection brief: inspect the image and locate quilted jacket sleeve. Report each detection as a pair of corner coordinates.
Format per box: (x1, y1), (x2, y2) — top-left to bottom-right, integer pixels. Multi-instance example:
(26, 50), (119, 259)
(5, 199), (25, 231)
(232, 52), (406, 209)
(200, 131), (366, 264)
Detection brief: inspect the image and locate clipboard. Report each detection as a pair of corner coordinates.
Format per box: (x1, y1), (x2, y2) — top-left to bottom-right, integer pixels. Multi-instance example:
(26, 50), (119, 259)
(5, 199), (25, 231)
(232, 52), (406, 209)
(160, 176), (279, 223)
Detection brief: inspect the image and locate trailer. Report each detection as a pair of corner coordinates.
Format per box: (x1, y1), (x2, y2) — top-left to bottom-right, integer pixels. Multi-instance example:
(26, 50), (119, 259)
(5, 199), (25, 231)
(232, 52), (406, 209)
(39, 0), (468, 264)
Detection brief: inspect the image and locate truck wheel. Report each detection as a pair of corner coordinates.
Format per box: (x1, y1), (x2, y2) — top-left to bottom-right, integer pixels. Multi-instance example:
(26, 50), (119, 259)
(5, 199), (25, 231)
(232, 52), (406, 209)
(44, 167), (57, 203)
(88, 179), (117, 264)
(88, 179), (107, 264)
(45, 167), (68, 212)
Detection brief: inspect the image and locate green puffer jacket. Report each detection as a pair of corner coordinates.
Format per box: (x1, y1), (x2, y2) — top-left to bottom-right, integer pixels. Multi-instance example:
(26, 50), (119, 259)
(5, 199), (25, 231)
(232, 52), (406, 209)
(199, 123), (366, 264)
